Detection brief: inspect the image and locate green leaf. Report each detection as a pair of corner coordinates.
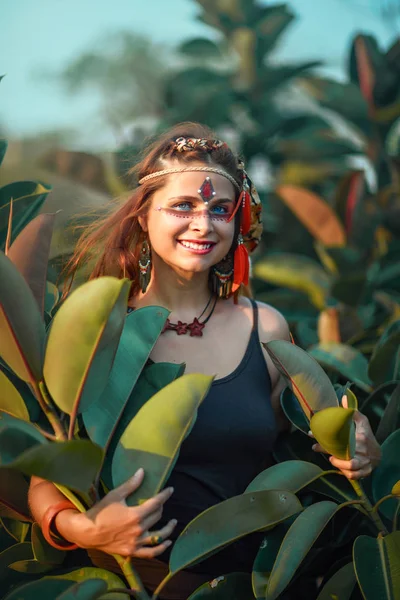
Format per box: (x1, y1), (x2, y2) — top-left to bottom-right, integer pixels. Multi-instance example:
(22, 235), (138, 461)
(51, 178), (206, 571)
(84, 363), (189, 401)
(9, 558), (55, 573)
(308, 343), (372, 391)
(0, 370), (30, 420)
(0, 518), (29, 542)
(178, 38), (221, 59)
(368, 320), (400, 385)
(252, 525), (288, 599)
(316, 562), (356, 600)
(375, 383), (400, 444)
(372, 429), (400, 521)
(112, 373), (213, 505)
(44, 568), (128, 600)
(0, 411), (46, 464)
(0, 468), (31, 521)
(3, 580), (72, 599)
(7, 213), (57, 315)
(100, 361), (184, 490)
(83, 306), (169, 449)
(8, 439), (103, 495)
(44, 277), (131, 415)
(344, 386), (358, 410)
(169, 490), (302, 575)
(279, 387), (309, 433)
(188, 573), (254, 599)
(56, 580), (108, 600)
(353, 532), (400, 600)
(263, 340), (338, 420)
(246, 460), (331, 495)
(0, 140), (7, 167)
(0, 181), (52, 250)
(360, 381), (399, 433)
(31, 522), (65, 565)
(310, 407), (356, 460)
(392, 480), (400, 495)
(0, 251), (46, 382)
(45, 281), (59, 316)
(266, 502), (338, 600)
(253, 254), (329, 310)
(0, 542), (33, 581)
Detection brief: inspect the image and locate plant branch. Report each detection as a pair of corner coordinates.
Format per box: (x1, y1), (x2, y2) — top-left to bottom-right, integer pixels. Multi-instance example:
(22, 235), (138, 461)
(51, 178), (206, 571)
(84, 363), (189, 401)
(32, 380), (67, 440)
(372, 494), (399, 513)
(349, 479), (389, 535)
(112, 554), (150, 599)
(152, 573), (173, 600)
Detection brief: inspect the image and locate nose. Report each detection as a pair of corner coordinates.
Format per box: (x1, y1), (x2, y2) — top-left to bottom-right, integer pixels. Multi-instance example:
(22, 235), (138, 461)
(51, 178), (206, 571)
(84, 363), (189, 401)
(188, 212), (214, 235)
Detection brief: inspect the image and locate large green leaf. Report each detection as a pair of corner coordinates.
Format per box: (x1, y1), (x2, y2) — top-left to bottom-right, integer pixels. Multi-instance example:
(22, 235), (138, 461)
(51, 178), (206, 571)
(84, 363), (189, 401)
(368, 320), (400, 385)
(265, 502), (338, 600)
(360, 380), (399, 433)
(31, 522), (65, 565)
(44, 277), (130, 416)
(246, 460), (332, 495)
(7, 213), (57, 316)
(0, 411), (46, 463)
(252, 524), (288, 599)
(7, 439), (103, 495)
(0, 181), (52, 249)
(263, 340), (338, 420)
(253, 254), (329, 310)
(82, 306), (169, 450)
(100, 361), (184, 490)
(188, 573), (254, 599)
(0, 541), (33, 581)
(169, 490), (302, 575)
(316, 562), (356, 600)
(310, 407), (356, 460)
(56, 580), (108, 600)
(0, 518), (29, 543)
(112, 373), (213, 504)
(0, 468), (31, 521)
(0, 370), (30, 420)
(44, 568), (128, 600)
(279, 387), (309, 433)
(3, 580), (73, 599)
(375, 383), (400, 444)
(353, 532), (400, 600)
(0, 251), (46, 382)
(308, 343), (372, 391)
(371, 429), (400, 521)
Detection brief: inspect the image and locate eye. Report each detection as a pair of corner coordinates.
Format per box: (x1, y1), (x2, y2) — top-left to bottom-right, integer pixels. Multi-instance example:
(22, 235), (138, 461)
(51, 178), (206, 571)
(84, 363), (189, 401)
(173, 201), (194, 212)
(211, 203), (230, 215)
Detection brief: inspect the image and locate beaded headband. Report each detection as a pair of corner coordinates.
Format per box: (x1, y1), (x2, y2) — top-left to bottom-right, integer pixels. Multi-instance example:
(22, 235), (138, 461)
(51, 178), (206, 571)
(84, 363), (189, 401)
(138, 136), (263, 253)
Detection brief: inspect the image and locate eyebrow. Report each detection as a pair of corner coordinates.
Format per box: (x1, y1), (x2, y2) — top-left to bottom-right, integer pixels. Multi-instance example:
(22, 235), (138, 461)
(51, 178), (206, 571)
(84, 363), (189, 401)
(167, 195), (235, 204)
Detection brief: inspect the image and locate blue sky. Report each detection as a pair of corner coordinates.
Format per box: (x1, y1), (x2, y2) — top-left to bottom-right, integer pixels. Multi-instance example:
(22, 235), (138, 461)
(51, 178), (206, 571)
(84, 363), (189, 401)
(0, 0), (397, 148)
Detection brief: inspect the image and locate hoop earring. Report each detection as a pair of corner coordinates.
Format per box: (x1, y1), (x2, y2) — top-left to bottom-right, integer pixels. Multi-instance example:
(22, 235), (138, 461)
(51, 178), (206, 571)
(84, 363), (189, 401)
(138, 239), (151, 293)
(212, 253), (234, 299)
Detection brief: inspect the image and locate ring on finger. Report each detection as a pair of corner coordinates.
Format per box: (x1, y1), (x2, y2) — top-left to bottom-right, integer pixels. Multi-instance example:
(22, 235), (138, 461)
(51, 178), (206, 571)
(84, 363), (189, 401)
(149, 535), (163, 547)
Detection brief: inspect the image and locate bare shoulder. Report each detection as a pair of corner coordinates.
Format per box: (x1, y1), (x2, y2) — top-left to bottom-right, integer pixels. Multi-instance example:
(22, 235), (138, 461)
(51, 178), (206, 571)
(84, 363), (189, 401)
(255, 300), (291, 342)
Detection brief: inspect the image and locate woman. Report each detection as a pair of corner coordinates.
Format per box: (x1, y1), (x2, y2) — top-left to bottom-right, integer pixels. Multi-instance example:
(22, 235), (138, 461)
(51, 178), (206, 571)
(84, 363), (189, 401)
(29, 123), (381, 599)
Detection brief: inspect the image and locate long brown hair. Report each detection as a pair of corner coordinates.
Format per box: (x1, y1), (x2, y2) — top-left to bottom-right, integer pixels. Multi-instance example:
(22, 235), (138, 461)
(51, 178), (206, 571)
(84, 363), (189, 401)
(63, 122), (243, 299)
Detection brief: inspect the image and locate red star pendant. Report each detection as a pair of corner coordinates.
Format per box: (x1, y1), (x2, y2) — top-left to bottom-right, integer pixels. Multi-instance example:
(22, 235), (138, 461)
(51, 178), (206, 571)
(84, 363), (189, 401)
(187, 318), (205, 337)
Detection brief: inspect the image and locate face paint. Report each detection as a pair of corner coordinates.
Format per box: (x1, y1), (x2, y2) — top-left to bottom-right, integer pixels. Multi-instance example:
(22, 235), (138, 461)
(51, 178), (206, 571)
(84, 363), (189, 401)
(198, 177), (216, 205)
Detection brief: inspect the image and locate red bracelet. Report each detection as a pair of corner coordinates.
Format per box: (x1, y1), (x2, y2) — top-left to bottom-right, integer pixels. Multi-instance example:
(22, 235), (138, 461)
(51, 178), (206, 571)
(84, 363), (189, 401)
(41, 500), (79, 550)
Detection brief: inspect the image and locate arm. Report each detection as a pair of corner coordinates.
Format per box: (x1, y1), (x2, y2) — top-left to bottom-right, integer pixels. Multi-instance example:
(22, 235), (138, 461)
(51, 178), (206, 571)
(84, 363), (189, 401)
(28, 469), (177, 557)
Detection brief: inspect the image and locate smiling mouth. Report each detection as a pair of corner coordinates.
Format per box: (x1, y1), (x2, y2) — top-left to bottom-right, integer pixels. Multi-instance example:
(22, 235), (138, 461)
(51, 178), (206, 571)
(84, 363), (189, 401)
(179, 240), (215, 250)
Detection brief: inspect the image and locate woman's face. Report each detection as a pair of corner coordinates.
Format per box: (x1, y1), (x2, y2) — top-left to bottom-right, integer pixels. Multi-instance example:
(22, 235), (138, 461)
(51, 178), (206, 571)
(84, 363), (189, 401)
(144, 166), (237, 275)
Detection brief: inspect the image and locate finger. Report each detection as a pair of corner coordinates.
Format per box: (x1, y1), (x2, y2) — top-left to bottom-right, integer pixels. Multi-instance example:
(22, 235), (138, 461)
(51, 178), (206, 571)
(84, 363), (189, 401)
(312, 443), (327, 454)
(307, 430), (315, 438)
(137, 487), (174, 518)
(341, 395), (348, 409)
(336, 465), (373, 480)
(112, 468), (145, 502)
(139, 519), (178, 546)
(138, 508), (164, 533)
(134, 540), (172, 559)
(329, 455), (370, 472)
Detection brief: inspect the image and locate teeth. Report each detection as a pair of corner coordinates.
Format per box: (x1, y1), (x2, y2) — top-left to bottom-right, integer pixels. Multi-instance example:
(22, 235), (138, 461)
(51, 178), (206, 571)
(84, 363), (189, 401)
(180, 241), (212, 250)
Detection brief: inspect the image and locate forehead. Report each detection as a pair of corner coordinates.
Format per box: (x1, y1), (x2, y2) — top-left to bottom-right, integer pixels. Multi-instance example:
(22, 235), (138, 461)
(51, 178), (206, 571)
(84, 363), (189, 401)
(157, 168), (236, 200)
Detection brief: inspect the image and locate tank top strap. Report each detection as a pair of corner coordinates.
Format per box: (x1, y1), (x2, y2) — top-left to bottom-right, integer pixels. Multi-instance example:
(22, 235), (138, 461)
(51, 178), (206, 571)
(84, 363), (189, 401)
(249, 298), (259, 334)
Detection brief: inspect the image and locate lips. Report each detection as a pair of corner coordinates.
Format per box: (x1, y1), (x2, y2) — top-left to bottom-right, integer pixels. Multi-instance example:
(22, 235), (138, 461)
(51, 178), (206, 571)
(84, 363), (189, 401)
(177, 240), (216, 254)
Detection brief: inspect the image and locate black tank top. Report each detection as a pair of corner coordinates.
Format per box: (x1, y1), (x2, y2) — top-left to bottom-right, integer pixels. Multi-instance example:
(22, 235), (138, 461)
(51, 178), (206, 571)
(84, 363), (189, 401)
(158, 299), (278, 575)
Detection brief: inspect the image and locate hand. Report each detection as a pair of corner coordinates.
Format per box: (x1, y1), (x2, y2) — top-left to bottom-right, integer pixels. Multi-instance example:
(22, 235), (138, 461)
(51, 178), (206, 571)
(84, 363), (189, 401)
(311, 396), (382, 480)
(56, 468), (177, 557)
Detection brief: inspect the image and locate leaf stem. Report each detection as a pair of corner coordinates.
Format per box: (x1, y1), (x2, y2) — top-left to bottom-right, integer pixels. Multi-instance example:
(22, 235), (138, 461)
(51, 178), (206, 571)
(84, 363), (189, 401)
(112, 554), (150, 600)
(32, 380), (67, 440)
(349, 479), (389, 535)
(152, 573), (173, 600)
(372, 494), (399, 513)
(393, 502), (400, 532)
